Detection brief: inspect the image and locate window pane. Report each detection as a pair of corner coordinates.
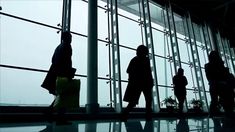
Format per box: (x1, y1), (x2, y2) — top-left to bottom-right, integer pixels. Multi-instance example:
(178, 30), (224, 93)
(118, 16), (142, 48)
(0, 16), (60, 69)
(0, 68), (53, 105)
(1, 1), (62, 27)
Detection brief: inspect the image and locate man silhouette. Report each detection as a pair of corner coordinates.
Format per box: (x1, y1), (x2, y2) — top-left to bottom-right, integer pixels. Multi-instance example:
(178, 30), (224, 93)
(173, 68), (188, 113)
(205, 51), (226, 116)
(122, 45), (153, 121)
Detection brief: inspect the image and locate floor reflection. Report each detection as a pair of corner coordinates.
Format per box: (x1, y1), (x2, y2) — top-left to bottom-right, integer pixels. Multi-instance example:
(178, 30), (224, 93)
(1, 117), (235, 132)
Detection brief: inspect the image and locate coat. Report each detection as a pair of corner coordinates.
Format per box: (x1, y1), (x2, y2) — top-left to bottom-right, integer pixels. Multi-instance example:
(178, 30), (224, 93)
(173, 74), (188, 97)
(123, 56), (153, 104)
(41, 43), (75, 95)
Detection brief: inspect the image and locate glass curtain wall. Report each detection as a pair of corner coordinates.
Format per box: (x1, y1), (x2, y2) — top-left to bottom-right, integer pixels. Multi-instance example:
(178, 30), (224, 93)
(0, 0), (234, 112)
(0, 1), (63, 105)
(0, 0), (112, 107)
(215, 31), (235, 74)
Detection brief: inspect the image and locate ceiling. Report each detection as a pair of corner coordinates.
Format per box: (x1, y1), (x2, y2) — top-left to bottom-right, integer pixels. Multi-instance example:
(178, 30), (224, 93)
(153, 0), (235, 47)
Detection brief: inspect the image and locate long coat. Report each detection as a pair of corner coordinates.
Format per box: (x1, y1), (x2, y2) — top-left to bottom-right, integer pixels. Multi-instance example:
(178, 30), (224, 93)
(173, 74), (188, 98)
(41, 43), (74, 95)
(123, 56), (153, 104)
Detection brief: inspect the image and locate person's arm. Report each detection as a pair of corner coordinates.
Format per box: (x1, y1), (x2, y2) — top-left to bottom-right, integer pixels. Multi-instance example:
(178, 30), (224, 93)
(127, 58), (135, 74)
(172, 76), (176, 86)
(184, 76), (188, 86)
(204, 64), (212, 82)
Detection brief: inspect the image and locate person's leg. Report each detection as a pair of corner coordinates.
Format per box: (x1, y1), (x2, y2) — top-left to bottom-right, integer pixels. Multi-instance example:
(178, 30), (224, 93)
(43, 99), (55, 122)
(56, 107), (71, 125)
(121, 102), (136, 121)
(143, 89), (152, 120)
(220, 88), (234, 117)
(179, 100), (183, 113)
(209, 87), (219, 115)
(124, 103), (136, 114)
(177, 95), (184, 113)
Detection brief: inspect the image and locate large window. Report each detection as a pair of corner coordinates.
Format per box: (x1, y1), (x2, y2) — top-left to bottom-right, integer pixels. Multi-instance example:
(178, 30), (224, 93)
(0, 0), (233, 111)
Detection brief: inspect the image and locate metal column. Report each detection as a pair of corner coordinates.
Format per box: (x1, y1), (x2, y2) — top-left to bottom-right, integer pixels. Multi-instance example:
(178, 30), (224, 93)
(224, 39), (235, 73)
(85, 122), (97, 132)
(153, 120), (160, 132)
(165, 4), (181, 72)
(108, 0), (122, 113)
(202, 24), (213, 56)
(112, 122), (122, 132)
(184, 14), (209, 112)
(140, 0), (160, 112)
(201, 118), (210, 132)
(230, 47), (235, 74)
(216, 32), (229, 67)
(86, 0), (99, 113)
(207, 26), (217, 50)
(61, 0), (71, 32)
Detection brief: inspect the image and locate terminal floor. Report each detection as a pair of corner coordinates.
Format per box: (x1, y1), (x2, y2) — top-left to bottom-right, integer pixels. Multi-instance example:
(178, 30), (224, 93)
(1, 115), (235, 132)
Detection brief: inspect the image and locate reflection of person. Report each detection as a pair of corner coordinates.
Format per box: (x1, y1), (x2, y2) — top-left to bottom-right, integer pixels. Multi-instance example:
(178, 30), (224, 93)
(143, 121), (154, 132)
(176, 118), (189, 132)
(212, 117), (223, 132)
(173, 68), (188, 113)
(212, 117), (235, 132)
(41, 31), (76, 123)
(205, 51), (226, 116)
(122, 45), (153, 121)
(125, 121), (143, 132)
(222, 117), (235, 131)
(125, 120), (153, 132)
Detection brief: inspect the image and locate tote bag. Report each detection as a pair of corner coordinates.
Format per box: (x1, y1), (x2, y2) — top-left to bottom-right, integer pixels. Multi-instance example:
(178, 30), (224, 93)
(53, 77), (80, 110)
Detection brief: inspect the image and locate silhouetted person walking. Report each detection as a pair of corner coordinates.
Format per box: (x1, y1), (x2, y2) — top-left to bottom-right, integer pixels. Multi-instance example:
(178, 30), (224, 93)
(205, 51), (226, 116)
(41, 31), (75, 124)
(122, 45), (153, 121)
(222, 67), (235, 116)
(173, 68), (188, 113)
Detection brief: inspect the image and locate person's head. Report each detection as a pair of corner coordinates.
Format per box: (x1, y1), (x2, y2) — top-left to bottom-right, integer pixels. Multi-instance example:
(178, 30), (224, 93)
(62, 31), (72, 44)
(208, 51), (223, 64)
(136, 45), (149, 58)
(177, 68), (184, 76)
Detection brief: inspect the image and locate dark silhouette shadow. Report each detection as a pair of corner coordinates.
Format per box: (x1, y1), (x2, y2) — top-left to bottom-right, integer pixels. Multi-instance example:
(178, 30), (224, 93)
(176, 118), (189, 132)
(212, 117), (223, 132)
(205, 51), (235, 117)
(205, 51), (227, 116)
(212, 117), (235, 132)
(143, 121), (154, 132)
(125, 121), (143, 132)
(122, 45), (153, 121)
(173, 68), (188, 113)
(41, 31), (76, 124)
(222, 68), (235, 116)
(125, 120), (153, 132)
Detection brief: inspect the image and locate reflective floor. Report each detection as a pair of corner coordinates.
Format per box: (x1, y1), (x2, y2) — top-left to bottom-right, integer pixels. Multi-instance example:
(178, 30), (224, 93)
(1, 117), (235, 132)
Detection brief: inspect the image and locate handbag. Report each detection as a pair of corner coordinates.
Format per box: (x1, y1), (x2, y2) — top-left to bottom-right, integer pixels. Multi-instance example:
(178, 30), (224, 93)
(53, 77), (80, 110)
